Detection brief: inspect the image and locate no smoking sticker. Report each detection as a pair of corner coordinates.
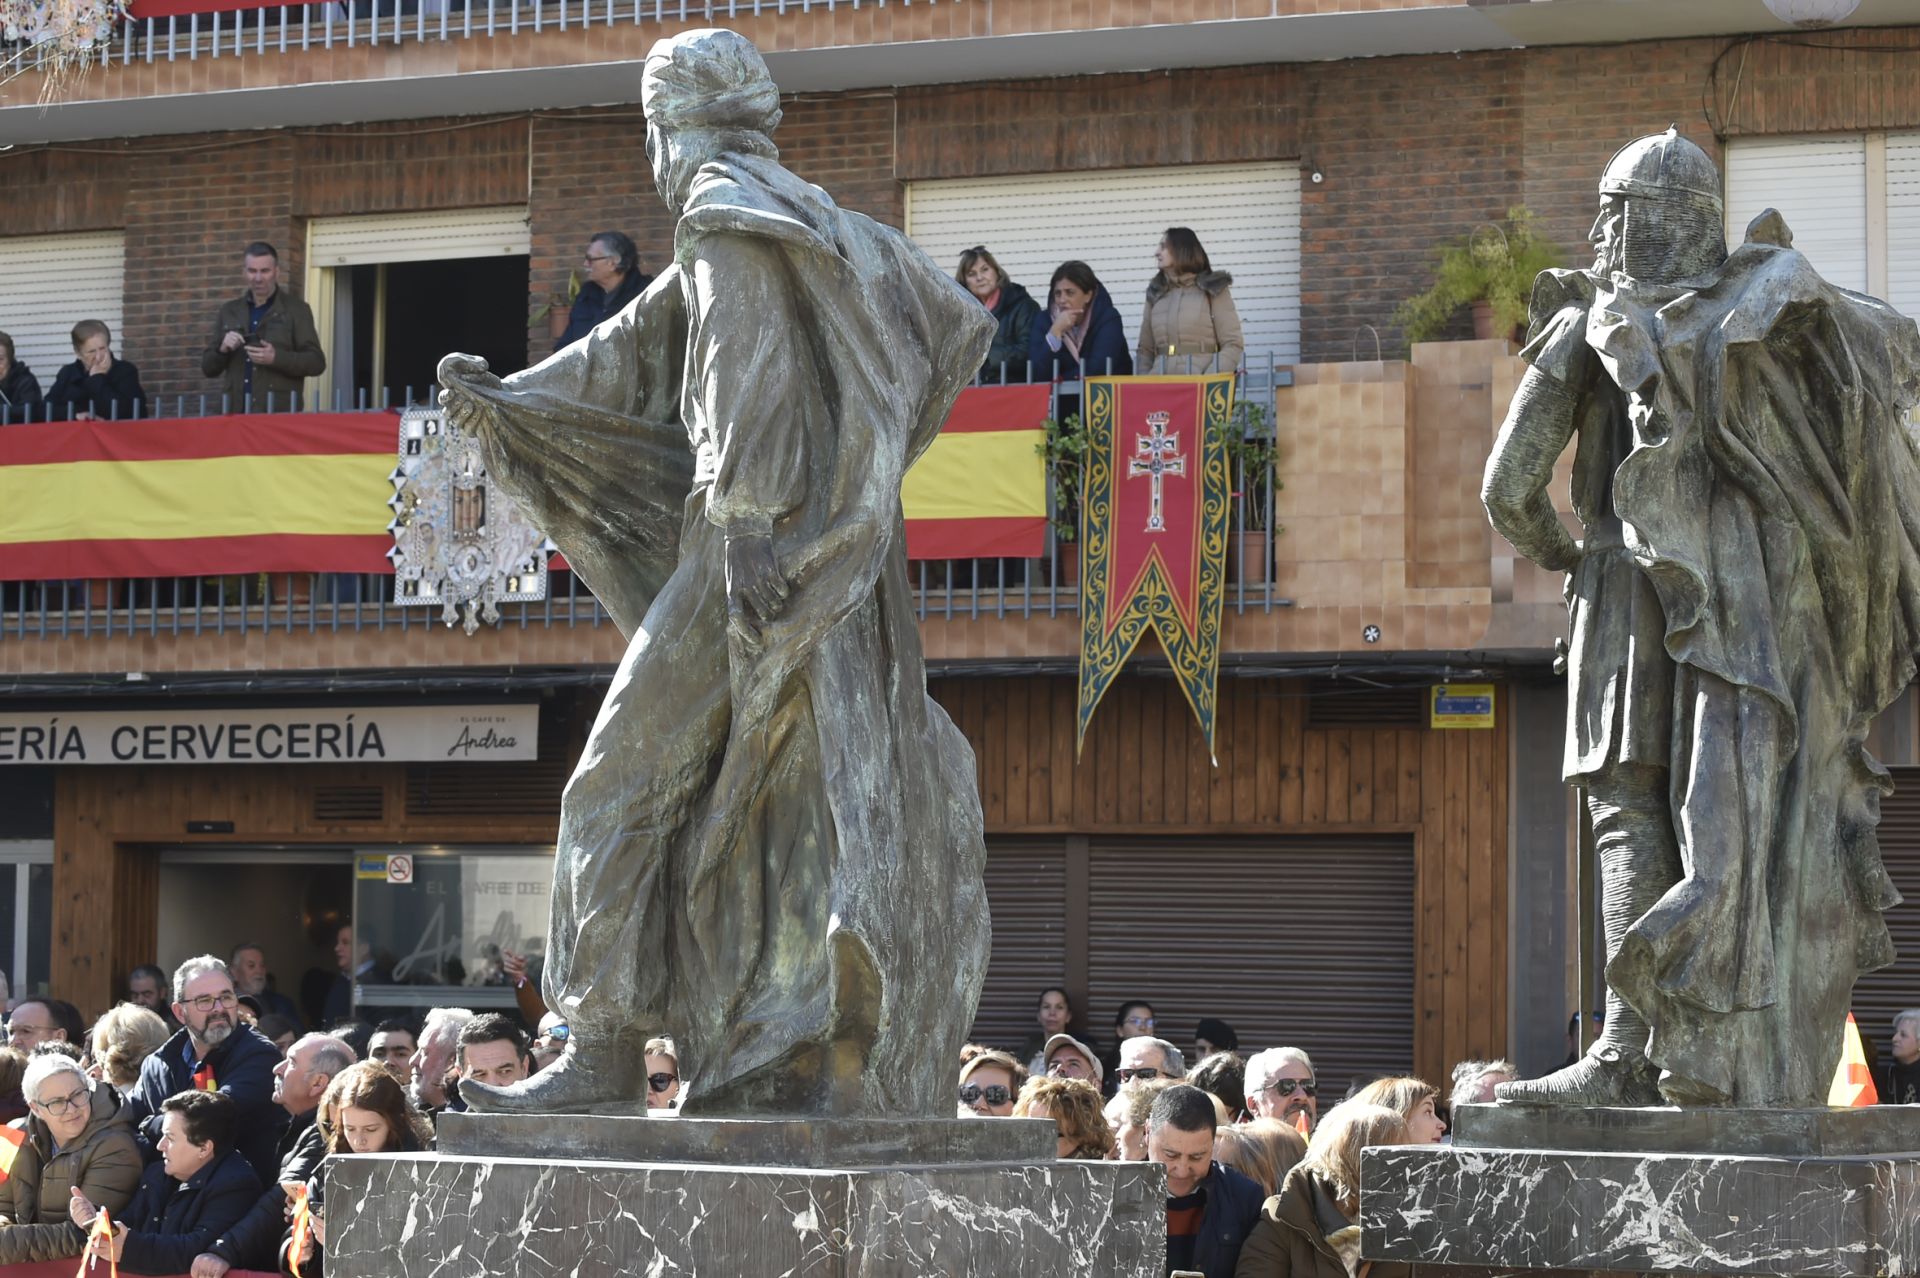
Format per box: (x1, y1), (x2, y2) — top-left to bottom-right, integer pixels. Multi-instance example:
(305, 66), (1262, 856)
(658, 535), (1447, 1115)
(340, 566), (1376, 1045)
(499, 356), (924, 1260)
(387, 855), (414, 884)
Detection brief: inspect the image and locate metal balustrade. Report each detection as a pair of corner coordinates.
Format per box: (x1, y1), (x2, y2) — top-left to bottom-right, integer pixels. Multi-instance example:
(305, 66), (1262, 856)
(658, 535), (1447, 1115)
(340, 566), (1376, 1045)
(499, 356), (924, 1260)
(9, 0), (957, 74)
(0, 354), (1294, 642)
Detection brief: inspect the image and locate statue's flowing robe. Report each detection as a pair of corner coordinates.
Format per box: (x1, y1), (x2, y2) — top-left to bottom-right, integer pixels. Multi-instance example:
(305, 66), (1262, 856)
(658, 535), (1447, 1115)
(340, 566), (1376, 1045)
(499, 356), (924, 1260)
(1532, 245), (1920, 1103)
(455, 153), (995, 1114)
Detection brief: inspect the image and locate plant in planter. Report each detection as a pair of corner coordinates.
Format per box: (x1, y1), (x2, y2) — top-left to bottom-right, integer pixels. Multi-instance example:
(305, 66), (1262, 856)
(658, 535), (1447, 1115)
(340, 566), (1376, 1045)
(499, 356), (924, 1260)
(1035, 413), (1088, 586)
(1395, 206), (1564, 344)
(1212, 400), (1283, 583)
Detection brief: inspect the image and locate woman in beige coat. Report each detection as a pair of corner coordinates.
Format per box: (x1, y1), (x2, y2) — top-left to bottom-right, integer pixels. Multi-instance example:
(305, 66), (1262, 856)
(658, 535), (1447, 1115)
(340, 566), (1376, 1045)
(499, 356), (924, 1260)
(0, 1054), (143, 1265)
(1137, 227), (1246, 374)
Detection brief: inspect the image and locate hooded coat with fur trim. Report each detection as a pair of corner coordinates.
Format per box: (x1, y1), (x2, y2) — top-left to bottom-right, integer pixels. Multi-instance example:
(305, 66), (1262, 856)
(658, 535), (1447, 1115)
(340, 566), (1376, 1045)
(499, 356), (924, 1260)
(1137, 270), (1245, 374)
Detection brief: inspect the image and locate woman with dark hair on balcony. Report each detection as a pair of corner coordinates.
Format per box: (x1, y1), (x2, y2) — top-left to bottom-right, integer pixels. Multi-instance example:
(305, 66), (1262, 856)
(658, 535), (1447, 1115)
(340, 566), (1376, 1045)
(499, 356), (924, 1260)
(551, 231), (653, 352)
(1027, 260), (1132, 388)
(1136, 226), (1244, 374)
(956, 246), (1040, 383)
(0, 331), (45, 423)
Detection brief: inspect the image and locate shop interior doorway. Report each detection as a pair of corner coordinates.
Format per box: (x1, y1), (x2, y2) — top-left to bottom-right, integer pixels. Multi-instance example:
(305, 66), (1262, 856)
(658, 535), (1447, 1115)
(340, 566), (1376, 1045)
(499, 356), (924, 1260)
(333, 256), (531, 405)
(157, 848), (352, 1030)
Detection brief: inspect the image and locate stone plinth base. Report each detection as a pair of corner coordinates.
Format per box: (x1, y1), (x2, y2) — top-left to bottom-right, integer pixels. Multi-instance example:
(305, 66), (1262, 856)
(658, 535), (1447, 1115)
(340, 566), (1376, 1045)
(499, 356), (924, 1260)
(328, 1117), (1164, 1278)
(1360, 1104), (1920, 1276)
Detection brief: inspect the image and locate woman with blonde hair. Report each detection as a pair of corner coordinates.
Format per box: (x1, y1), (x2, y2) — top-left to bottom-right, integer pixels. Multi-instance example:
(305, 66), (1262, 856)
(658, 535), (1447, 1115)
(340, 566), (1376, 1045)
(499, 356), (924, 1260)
(1233, 1100), (1412, 1278)
(1012, 1075), (1114, 1160)
(955, 246), (1041, 383)
(1214, 1117), (1306, 1199)
(1352, 1076), (1446, 1144)
(87, 1004), (171, 1099)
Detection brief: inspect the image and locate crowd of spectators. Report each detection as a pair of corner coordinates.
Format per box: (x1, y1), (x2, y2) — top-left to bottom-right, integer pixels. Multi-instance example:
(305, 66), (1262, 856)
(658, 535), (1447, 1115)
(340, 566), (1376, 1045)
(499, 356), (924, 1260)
(0, 954), (1912, 1277)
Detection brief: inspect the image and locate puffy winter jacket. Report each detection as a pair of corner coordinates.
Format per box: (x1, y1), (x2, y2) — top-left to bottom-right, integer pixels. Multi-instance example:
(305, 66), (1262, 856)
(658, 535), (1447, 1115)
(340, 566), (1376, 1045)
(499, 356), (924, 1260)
(1136, 269), (1245, 374)
(0, 1080), (144, 1265)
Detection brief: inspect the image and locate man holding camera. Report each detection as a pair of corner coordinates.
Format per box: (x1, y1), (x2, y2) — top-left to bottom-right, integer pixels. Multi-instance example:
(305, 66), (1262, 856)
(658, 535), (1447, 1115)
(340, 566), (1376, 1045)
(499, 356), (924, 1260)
(200, 241), (326, 410)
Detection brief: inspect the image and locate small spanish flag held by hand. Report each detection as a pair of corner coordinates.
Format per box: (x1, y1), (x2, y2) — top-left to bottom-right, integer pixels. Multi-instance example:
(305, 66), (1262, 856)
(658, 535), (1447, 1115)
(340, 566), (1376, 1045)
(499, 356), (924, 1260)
(192, 1063), (216, 1092)
(77, 1207), (117, 1278)
(0, 1123), (24, 1183)
(1291, 1108), (1313, 1137)
(1829, 1012), (1880, 1107)
(287, 1182), (312, 1278)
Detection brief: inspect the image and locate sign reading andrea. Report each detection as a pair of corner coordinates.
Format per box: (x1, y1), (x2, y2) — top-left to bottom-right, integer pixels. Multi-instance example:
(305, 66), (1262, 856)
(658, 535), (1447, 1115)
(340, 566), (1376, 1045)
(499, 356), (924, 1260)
(0, 705), (538, 765)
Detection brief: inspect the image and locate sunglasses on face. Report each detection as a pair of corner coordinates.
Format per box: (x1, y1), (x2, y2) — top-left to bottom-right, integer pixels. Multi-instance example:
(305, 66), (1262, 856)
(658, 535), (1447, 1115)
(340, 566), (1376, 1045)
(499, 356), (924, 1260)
(1265, 1078), (1317, 1098)
(1115, 1067), (1163, 1082)
(958, 1083), (1011, 1107)
(647, 1072), (677, 1094)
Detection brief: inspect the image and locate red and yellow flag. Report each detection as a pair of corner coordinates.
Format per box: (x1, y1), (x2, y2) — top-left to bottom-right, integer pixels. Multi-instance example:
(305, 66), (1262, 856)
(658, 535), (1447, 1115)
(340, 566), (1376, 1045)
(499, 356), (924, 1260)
(1076, 375), (1235, 759)
(1829, 1012), (1880, 1106)
(901, 384), (1051, 561)
(192, 1062), (217, 1092)
(0, 1123), (25, 1183)
(0, 413), (397, 581)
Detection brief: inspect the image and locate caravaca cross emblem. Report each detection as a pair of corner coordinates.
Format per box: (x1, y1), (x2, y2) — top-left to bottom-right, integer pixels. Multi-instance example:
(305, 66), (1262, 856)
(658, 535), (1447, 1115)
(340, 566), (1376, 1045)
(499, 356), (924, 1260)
(1127, 411), (1186, 533)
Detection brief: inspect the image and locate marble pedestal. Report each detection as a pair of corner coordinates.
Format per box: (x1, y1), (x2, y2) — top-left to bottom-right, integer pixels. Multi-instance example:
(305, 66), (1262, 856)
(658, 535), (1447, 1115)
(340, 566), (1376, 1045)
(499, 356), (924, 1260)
(326, 1115), (1165, 1278)
(1360, 1104), (1920, 1277)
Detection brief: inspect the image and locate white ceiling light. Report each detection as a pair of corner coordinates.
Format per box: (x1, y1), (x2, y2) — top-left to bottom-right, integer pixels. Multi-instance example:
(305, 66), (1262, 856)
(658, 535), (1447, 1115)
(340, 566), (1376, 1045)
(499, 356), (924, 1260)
(1762, 0), (1862, 27)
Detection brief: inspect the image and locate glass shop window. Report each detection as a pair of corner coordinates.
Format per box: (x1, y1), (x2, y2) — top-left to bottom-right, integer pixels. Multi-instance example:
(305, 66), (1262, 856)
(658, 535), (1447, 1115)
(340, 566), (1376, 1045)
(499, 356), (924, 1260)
(350, 847), (553, 1019)
(0, 844), (52, 1002)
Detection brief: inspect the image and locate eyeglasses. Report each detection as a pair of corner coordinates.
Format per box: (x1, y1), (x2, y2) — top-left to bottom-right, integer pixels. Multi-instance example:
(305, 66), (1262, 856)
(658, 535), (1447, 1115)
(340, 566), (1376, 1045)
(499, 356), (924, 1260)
(1115, 1067), (1162, 1082)
(544, 1024), (570, 1042)
(583, 254), (615, 265)
(958, 1083), (1011, 1107)
(647, 1072), (677, 1094)
(31, 1085), (88, 1116)
(1262, 1078), (1317, 1099)
(1122, 1016), (1155, 1030)
(184, 991), (238, 1014)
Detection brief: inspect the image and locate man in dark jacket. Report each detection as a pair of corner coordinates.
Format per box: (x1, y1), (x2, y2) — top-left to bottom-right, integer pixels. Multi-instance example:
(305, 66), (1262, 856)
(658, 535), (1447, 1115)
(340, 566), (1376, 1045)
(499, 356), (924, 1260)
(1146, 1083), (1263, 1278)
(200, 241), (326, 409)
(72, 1090), (262, 1277)
(191, 1032), (353, 1278)
(45, 319), (146, 421)
(0, 329), (44, 422)
(123, 956), (286, 1182)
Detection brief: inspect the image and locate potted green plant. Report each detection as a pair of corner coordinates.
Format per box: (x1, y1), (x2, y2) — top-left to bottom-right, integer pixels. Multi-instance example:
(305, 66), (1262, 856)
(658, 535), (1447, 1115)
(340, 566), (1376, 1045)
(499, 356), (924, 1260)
(1212, 400), (1283, 584)
(1036, 413), (1087, 586)
(1395, 206), (1564, 344)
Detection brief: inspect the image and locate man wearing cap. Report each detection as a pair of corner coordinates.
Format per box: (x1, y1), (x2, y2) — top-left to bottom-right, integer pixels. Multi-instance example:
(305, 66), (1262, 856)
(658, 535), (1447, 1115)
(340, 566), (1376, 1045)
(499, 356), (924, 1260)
(1043, 1033), (1103, 1088)
(440, 28), (993, 1116)
(1485, 127), (1920, 1107)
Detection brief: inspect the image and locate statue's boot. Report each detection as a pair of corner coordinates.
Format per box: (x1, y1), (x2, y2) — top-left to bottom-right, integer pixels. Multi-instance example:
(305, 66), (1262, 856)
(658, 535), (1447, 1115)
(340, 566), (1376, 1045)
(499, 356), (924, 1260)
(1495, 1043), (1661, 1106)
(458, 1041), (644, 1113)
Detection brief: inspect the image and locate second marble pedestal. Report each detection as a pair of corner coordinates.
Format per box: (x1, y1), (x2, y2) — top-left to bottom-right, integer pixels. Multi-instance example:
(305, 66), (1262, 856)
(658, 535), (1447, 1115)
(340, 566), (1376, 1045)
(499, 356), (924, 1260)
(1359, 1103), (1920, 1277)
(326, 1114), (1165, 1278)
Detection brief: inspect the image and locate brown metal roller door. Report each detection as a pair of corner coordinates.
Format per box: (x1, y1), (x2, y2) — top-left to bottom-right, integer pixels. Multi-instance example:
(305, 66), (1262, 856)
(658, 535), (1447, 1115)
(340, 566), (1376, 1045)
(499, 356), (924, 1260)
(1852, 766), (1920, 1055)
(1087, 837), (1414, 1095)
(967, 839), (1069, 1051)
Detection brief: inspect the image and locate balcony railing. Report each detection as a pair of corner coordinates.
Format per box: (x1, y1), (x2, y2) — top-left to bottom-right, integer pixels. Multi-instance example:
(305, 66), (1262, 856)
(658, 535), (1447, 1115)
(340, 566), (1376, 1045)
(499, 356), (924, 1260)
(18, 0), (956, 72)
(0, 355), (1293, 641)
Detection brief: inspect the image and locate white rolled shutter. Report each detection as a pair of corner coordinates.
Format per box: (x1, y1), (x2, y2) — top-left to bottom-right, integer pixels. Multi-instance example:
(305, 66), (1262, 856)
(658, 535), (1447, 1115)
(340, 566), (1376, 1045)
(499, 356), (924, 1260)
(907, 162), (1302, 364)
(0, 231), (125, 391)
(1882, 134), (1920, 320)
(1724, 136), (1869, 293)
(306, 206), (530, 268)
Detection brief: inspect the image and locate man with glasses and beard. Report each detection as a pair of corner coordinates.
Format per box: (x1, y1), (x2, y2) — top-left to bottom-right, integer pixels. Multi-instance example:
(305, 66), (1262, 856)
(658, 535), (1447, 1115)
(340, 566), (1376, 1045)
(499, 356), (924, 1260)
(1243, 1046), (1319, 1133)
(123, 956), (286, 1181)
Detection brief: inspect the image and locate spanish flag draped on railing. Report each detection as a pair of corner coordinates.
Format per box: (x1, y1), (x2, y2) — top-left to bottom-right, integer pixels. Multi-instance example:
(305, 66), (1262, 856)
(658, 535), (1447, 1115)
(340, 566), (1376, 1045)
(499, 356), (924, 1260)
(0, 413), (397, 580)
(1076, 375), (1235, 761)
(901, 384), (1051, 561)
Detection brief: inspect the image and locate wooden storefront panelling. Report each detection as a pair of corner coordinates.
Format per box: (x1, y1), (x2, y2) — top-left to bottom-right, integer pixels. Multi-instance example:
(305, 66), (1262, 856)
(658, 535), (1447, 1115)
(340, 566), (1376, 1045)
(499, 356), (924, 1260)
(931, 674), (1509, 1092)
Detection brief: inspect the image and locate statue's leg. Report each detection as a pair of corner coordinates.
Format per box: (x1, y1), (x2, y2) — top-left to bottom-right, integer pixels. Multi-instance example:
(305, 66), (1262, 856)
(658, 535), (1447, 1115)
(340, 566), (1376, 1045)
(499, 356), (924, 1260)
(462, 529), (730, 1113)
(1498, 763), (1679, 1106)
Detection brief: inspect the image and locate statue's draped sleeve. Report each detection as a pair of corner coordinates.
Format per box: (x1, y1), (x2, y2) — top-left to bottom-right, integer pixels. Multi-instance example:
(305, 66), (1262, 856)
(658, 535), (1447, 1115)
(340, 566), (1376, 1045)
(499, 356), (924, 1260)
(440, 273), (697, 638)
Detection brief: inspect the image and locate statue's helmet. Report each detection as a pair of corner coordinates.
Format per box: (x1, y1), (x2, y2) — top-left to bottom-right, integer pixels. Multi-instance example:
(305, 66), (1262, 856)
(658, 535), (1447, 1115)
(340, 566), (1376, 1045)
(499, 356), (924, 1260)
(1598, 127), (1721, 211)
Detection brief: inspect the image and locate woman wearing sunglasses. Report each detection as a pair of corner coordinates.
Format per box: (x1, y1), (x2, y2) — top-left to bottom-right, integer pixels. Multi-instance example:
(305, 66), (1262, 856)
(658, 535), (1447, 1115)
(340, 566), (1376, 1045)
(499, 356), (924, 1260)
(957, 1049), (1027, 1118)
(645, 1037), (682, 1111)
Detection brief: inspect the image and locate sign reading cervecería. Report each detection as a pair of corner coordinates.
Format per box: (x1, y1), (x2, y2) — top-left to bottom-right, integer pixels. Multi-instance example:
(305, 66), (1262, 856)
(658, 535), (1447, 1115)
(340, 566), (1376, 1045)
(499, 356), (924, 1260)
(0, 705), (538, 765)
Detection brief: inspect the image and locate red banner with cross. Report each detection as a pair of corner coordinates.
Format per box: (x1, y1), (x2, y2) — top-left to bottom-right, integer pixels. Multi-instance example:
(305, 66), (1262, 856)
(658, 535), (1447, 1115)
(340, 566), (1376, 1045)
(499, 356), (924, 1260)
(1075, 375), (1234, 759)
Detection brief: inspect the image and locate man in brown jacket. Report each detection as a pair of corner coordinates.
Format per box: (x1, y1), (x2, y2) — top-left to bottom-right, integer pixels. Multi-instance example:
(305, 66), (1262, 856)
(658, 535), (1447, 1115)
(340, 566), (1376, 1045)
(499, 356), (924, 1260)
(0, 1054), (143, 1265)
(200, 242), (326, 410)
